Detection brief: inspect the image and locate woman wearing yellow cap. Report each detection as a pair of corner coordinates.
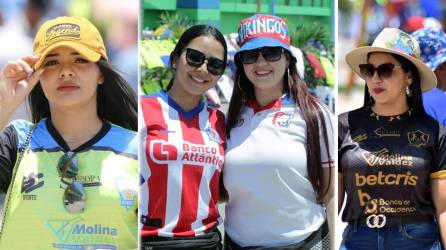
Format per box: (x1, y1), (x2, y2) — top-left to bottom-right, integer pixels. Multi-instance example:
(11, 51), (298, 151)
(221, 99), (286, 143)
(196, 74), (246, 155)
(339, 28), (446, 249)
(0, 16), (137, 249)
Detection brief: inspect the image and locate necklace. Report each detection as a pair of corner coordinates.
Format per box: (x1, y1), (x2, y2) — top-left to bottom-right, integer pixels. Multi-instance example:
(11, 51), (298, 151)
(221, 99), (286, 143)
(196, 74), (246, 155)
(368, 108), (413, 122)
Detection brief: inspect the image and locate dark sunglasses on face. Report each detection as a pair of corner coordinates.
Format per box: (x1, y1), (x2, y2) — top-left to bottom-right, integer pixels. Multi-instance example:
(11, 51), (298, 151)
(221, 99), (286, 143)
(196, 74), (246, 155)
(239, 47), (284, 64)
(358, 63), (402, 80)
(57, 151), (85, 213)
(184, 48), (226, 76)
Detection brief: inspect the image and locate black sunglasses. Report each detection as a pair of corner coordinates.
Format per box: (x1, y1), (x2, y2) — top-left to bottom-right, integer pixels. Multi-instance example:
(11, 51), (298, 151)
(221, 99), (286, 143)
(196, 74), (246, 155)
(57, 151), (85, 213)
(358, 63), (402, 80)
(184, 48), (225, 76)
(239, 47), (284, 64)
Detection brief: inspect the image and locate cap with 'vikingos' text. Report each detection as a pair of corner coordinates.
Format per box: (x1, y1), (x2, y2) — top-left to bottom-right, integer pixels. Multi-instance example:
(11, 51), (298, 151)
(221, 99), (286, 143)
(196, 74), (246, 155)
(235, 14), (297, 60)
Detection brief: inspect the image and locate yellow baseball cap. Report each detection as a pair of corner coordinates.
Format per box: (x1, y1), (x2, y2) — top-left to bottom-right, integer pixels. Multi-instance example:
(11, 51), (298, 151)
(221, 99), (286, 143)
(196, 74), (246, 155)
(33, 16), (108, 70)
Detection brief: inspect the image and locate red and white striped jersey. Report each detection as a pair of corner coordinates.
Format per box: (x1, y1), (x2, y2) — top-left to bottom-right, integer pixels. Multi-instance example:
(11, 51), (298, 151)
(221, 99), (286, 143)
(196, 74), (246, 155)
(140, 91), (226, 237)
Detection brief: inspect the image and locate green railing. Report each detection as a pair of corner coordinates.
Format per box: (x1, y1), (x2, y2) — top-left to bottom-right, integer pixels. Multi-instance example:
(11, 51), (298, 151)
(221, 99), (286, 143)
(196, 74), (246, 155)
(142, 0), (333, 35)
(219, 0), (331, 16)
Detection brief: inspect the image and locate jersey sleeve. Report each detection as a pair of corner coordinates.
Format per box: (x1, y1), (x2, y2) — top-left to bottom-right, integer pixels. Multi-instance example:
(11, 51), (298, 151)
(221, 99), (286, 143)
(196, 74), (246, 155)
(0, 124), (19, 192)
(318, 104), (334, 168)
(337, 112), (350, 178)
(431, 123), (446, 179)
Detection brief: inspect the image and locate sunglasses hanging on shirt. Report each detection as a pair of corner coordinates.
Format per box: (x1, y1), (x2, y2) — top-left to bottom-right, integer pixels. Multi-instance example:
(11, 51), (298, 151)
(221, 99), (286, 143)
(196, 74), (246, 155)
(57, 151), (86, 213)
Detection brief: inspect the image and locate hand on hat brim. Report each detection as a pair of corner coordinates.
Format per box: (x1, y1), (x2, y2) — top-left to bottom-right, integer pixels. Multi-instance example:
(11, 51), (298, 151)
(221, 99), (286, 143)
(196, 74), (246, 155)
(33, 41), (102, 70)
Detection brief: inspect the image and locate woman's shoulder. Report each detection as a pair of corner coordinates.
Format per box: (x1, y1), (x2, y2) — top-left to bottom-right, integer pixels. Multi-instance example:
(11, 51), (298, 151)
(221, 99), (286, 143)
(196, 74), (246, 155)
(107, 123), (137, 142)
(338, 107), (365, 125)
(339, 107), (365, 118)
(8, 119), (34, 132)
(140, 91), (165, 100)
(99, 122), (137, 158)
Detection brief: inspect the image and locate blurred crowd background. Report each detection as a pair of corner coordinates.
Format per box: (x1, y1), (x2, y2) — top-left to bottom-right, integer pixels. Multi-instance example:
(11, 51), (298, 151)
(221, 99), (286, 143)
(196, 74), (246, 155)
(338, 0), (446, 113)
(0, 0), (138, 123)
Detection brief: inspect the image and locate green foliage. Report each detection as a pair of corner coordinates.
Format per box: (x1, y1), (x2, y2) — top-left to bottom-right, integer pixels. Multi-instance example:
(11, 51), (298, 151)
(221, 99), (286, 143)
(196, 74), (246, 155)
(157, 12), (193, 39)
(338, 0), (354, 12)
(291, 22), (334, 88)
(291, 23), (329, 49)
(141, 66), (173, 95)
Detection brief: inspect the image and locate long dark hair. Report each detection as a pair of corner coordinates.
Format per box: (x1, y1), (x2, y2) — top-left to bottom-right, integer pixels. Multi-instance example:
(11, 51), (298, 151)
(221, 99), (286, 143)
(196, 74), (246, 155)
(166, 25), (228, 90)
(28, 59), (137, 131)
(226, 53), (333, 201)
(363, 52), (425, 116)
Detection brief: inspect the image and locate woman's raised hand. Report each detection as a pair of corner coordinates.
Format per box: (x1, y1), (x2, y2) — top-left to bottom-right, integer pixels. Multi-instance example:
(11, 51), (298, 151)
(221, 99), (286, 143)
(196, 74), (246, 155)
(0, 55), (44, 129)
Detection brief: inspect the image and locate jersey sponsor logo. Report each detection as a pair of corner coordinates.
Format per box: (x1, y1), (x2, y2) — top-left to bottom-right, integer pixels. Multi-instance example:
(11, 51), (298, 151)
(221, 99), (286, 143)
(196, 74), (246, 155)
(361, 148), (413, 167)
(150, 140), (178, 163)
(47, 217), (118, 246)
(272, 111), (292, 127)
(59, 175), (102, 189)
(149, 140), (224, 167)
(160, 129), (176, 134)
(21, 172), (44, 196)
(374, 127), (400, 138)
(115, 177), (137, 210)
(72, 224), (117, 236)
(355, 171), (418, 187)
(407, 130), (429, 147)
(352, 133), (368, 143)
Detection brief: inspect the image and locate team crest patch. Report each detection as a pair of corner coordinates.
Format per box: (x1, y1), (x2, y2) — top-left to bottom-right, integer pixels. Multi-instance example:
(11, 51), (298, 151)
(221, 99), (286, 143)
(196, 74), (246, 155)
(115, 178), (137, 210)
(272, 111), (292, 127)
(45, 23), (80, 43)
(205, 127), (221, 143)
(407, 130), (429, 147)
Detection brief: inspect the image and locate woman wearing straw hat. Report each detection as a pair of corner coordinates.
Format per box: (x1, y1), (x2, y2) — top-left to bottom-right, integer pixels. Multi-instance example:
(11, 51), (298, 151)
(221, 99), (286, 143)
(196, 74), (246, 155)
(0, 16), (137, 249)
(339, 27), (446, 249)
(222, 14), (335, 249)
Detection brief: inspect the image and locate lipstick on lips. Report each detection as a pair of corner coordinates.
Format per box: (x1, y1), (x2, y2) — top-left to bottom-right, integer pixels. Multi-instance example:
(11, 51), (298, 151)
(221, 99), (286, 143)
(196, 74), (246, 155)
(57, 82), (79, 91)
(373, 87), (385, 94)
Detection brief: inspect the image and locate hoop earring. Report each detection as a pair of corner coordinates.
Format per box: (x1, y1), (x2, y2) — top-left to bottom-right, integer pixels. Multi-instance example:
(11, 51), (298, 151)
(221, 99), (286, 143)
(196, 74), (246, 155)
(406, 86), (412, 97)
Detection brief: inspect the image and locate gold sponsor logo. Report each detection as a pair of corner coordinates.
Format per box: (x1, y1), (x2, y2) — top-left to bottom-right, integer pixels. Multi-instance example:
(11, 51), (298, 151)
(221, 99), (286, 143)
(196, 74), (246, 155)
(352, 133), (368, 143)
(355, 171), (418, 187)
(362, 148), (413, 167)
(407, 130), (429, 147)
(374, 127), (400, 138)
(45, 23), (80, 43)
(357, 191), (418, 215)
(22, 194), (37, 200)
